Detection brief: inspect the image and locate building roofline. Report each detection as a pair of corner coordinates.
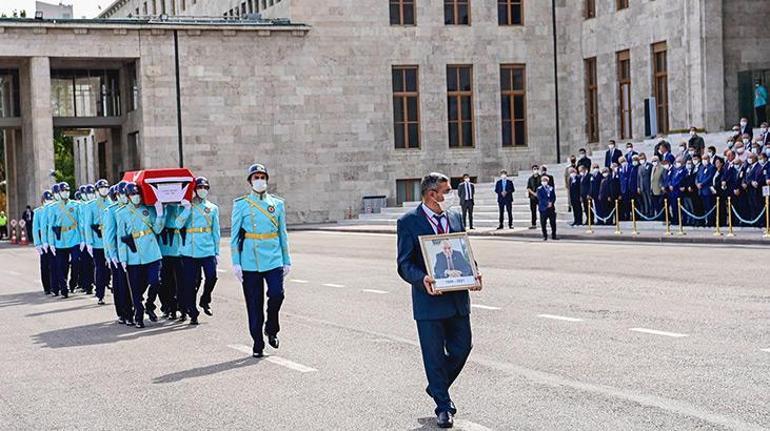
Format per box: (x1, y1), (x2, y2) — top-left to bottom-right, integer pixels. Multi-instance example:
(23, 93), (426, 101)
(0, 17), (309, 32)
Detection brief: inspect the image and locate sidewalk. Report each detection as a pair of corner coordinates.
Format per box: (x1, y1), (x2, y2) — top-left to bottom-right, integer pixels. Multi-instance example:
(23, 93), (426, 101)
(289, 223), (770, 245)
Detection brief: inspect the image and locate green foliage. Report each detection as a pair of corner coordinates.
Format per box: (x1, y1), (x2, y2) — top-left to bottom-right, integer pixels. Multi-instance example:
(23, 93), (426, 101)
(53, 130), (75, 188)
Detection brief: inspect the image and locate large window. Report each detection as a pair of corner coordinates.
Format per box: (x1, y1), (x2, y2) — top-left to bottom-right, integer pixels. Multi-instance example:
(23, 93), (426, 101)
(652, 41), (669, 134)
(392, 66), (420, 149)
(616, 50), (632, 139)
(585, 0), (595, 19)
(447, 65), (474, 148)
(500, 65), (527, 147)
(51, 69), (121, 118)
(0, 69), (20, 118)
(396, 179), (421, 205)
(390, 0), (415, 25)
(445, 0), (470, 25)
(584, 58), (599, 143)
(498, 0), (522, 25)
(617, 0), (628, 10)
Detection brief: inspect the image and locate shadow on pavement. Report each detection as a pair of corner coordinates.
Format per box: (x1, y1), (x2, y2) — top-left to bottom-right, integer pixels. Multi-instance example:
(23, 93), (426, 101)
(152, 357), (261, 384)
(31, 320), (195, 349)
(25, 303), (103, 317)
(0, 291), (57, 309)
(411, 417), (441, 430)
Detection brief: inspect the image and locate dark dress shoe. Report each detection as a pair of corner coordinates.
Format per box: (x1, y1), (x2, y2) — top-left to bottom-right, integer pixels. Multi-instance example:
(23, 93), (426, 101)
(117, 317), (126, 325)
(190, 317), (199, 325)
(425, 386), (433, 398)
(167, 312), (177, 320)
(147, 310), (158, 322)
(97, 299), (105, 305)
(496, 226), (503, 230)
(45, 291), (51, 295)
(201, 305), (213, 316)
(177, 314), (187, 323)
(61, 292), (68, 298)
(252, 350), (264, 358)
(126, 320), (135, 327)
(267, 334), (279, 349)
(437, 411), (454, 428)
(552, 235), (559, 240)
(52, 292), (59, 297)
(135, 321), (145, 328)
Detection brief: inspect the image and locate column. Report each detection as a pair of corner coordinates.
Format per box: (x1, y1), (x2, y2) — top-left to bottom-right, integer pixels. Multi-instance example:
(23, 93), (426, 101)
(21, 57), (55, 205)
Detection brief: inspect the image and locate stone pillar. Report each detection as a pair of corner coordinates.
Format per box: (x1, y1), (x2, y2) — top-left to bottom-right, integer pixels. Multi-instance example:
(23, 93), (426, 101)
(20, 57), (55, 205)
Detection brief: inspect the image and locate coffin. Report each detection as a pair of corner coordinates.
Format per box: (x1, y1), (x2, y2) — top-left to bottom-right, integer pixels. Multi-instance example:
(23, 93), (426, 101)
(122, 168), (195, 205)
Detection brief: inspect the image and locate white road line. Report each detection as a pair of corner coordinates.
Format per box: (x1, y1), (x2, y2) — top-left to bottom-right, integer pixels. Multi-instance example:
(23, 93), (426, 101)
(472, 304), (501, 311)
(362, 289), (388, 294)
(290, 279), (309, 284)
(228, 344), (317, 373)
(322, 283), (345, 288)
(537, 314), (584, 322)
(760, 348), (770, 353)
(629, 328), (689, 338)
(6, 270), (22, 276)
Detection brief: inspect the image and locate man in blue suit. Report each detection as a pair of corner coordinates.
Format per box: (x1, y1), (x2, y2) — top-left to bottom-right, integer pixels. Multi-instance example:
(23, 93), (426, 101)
(604, 140), (623, 168)
(495, 170), (514, 229)
(433, 240), (473, 279)
(695, 154), (717, 226)
(396, 172), (483, 429)
(537, 176), (557, 240)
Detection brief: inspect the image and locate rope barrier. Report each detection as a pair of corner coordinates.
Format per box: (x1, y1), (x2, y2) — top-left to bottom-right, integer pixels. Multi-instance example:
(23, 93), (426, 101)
(730, 206), (768, 226)
(679, 204), (717, 221)
(633, 208), (665, 221)
(591, 202), (616, 223)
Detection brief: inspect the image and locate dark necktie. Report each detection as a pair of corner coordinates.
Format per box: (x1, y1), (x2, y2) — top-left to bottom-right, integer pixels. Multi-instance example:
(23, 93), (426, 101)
(433, 215), (446, 234)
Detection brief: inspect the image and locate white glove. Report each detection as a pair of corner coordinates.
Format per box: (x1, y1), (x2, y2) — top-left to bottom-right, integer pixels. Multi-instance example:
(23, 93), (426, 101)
(154, 200), (164, 216)
(283, 265), (291, 278)
(35, 246), (43, 255)
(42, 243), (49, 253)
(86, 245), (93, 257)
(111, 257), (119, 267)
(50, 245), (57, 256)
(121, 262), (128, 271)
(233, 264), (243, 283)
(79, 242), (86, 251)
(216, 255), (220, 265)
(180, 199), (192, 209)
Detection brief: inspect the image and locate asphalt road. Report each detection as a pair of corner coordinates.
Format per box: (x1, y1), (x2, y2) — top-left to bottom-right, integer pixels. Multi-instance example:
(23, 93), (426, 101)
(0, 232), (768, 430)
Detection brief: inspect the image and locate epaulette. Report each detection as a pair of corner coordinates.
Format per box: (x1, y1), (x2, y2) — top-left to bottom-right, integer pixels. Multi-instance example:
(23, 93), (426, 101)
(234, 195), (246, 203)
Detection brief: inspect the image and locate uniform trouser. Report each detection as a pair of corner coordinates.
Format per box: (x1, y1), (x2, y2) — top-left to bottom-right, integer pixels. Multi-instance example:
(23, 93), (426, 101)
(701, 195), (715, 227)
(416, 314), (472, 416)
(498, 201), (512, 227)
(570, 197), (583, 225)
(39, 250), (52, 293)
(79, 249), (94, 292)
(92, 249), (108, 300)
(126, 260), (162, 324)
(540, 208), (557, 238)
(55, 247), (80, 295)
(180, 256), (218, 318)
(749, 189), (763, 227)
(460, 202), (473, 229)
(159, 256), (182, 314)
(242, 267), (284, 352)
(529, 199), (538, 226)
(111, 262), (133, 320)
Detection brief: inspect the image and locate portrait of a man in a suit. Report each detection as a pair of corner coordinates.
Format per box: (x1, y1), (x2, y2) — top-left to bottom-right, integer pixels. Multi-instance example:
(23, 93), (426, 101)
(433, 240), (473, 279)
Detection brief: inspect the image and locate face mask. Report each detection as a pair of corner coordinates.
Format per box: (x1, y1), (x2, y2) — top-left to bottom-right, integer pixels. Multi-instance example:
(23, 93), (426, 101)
(702, 159), (710, 165)
(686, 164), (693, 170)
(130, 195), (142, 205)
(765, 149), (770, 156)
(532, 170), (539, 175)
(741, 121), (747, 127)
(592, 168), (599, 174)
(60, 191), (70, 200)
(252, 179), (268, 193)
(652, 161), (658, 166)
(733, 164), (741, 170)
(98, 187), (109, 197)
(675, 162), (682, 169)
(690, 131), (696, 136)
(688, 151), (695, 156)
(602, 173), (609, 178)
(463, 178), (470, 183)
(679, 146), (686, 152)
(436, 192), (455, 212)
(501, 174), (508, 179)
(737, 147), (745, 154)
(626, 148), (633, 153)
(707, 152), (714, 158)
(728, 142), (735, 149)
(570, 173), (577, 179)
(743, 139), (749, 145)
(89, 193), (97, 200)
(759, 159), (767, 165)
(579, 154), (585, 159)
(541, 181), (550, 187)
(752, 148), (759, 154)
(196, 189), (209, 199)
(609, 145), (615, 150)
(632, 161), (639, 166)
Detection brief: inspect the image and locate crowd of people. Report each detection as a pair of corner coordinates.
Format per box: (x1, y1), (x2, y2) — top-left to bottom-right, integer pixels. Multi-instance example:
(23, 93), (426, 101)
(556, 121), (770, 229)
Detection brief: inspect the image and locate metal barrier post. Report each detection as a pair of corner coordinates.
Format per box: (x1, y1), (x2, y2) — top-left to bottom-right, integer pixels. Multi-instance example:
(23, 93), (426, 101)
(631, 200), (639, 235)
(764, 196), (770, 239)
(663, 198), (672, 236)
(677, 198), (686, 236)
(614, 199), (621, 235)
(713, 197), (722, 236)
(727, 197), (735, 237)
(586, 198), (593, 234)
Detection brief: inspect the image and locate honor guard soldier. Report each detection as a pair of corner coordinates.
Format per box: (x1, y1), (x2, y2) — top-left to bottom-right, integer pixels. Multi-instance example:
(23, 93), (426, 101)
(104, 183), (134, 325)
(47, 182), (82, 298)
(33, 190), (55, 295)
(117, 182), (165, 328)
(158, 202), (184, 321)
(84, 181), (111, 304)
(231, 164), (292, 358)
(176, 177), (221, 325)
(77, 185), (95, 294)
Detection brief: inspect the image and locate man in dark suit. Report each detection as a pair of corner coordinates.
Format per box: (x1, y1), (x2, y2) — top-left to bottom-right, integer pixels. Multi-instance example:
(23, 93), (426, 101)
(577, 148), (592, 171)
(434, 241), (473, 279)
(579, 165), (593, 225)
(526, 165), (541, 229)
(396, 172), (482, 429)
(568, 167), (582, 226)
(457, 174), (475, 230)
(623, 142), (638, 164)
(537, 176), (557, 240)
(604, 140), (622, 168)
(739, 117), (753, 140)
(495, 170), (514, 229)
(688, 127), (705, 157)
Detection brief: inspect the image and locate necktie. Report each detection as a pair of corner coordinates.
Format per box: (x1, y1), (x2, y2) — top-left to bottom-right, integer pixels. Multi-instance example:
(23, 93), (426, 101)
(466, 183), (472, 200)
(433, 215), (445, 234)
(447, 254), (454, 271)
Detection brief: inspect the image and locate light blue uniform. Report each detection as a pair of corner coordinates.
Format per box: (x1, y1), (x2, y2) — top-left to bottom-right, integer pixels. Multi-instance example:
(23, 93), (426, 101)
(159, 205), (183, 257)
(230, 192), (291, 272)
(83, 197), (111, 249)
(117, 204), (164, 265)
(32, 204), (51, 247)
(102, 203), (123, 262)
(47, 200), (82, 248)
(176, 199), (221, 258)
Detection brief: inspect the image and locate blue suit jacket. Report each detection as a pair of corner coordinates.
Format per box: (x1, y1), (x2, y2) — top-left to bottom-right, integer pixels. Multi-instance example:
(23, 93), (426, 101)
(605, 149), (622, 167)
(397, 205), (470, 321)
(433, 250), (473, 279)
(495, 179), (514, 204)
(536, 186), (556, 212)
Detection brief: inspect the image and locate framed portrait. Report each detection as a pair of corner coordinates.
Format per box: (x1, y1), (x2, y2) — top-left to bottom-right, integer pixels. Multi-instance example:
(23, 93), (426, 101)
(418, 232), (480, 292)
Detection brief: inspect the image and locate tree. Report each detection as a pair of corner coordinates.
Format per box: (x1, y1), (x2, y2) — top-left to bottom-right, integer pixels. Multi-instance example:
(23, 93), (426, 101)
(53, 130), (75, 189)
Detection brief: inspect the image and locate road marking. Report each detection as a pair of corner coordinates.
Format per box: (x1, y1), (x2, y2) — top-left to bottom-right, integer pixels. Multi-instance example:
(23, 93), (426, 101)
(228, 344), (317, 373)
(472, 304), (501, 311)
(290, 279), (309, 284)
(362, 289), (388, 294)
(760, 348), (770, 353)
(6, 270), (22, 276)
(629, 328), (689, 338)
(537, 314), (584, 322)
(322, 283), (345, 288)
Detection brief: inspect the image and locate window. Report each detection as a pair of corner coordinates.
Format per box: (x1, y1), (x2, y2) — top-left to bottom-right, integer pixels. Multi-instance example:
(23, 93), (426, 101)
(248, 0), (254, 13)
(152, 0), (157, 14)
(128, 62), (139, 112)
(135, 7), (140, 15)
(617, 0), (628, 10)
(51, 69), (121, 117)
(0, 69), (20, 118)
(447, 65), (474, 148)
(617, 50), (632, 139)
(392, 66), (420, 149)
(396, 179), (421, 205)
(498, 0), (522, 25)
(143, 2), (148, 15)
(160, 0), (166, 15)
(652, 41), (669, 134)
(242, 2), (247, 14)
(445, 0), (470, 25)
(390, 0), (415, 26)
(585, 0), (595, 19)
(500, 65), (527, 147)
(584, 57), (599, 142)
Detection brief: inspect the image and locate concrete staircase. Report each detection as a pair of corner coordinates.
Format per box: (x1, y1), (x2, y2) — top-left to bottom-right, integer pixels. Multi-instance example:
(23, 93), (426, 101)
(343, 129), (757, 230)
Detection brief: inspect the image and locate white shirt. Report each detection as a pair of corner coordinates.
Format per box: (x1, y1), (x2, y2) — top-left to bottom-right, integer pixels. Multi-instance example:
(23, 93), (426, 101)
(421, 204), (449, 234)
(463, 181), (473, 201)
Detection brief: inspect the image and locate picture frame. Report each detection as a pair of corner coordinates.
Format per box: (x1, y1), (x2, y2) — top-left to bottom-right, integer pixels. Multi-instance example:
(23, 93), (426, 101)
(418, 232), (480, 292)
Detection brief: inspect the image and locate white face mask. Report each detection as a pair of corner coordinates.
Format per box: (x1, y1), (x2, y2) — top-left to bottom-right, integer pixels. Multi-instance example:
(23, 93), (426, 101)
(740, 121), (747, 127)
(608, 145), (615, 150)
(87, 193), (96, 201)
(652, 161), (658, 166)
(592, 168), (599, 174)
(679, 146), (686, 152)
(602, 173), (609, 178)
(463, 178), (470, 183)
(532, 170), (538, 175)
(541, 181), (550, 187)
(570, 173), (577, 179)
(632, 161), (639, 166)
(579, 154), (585, 159)
(675, 162), (682, 169)
(435, 192), (456, 212)
(252, 179), (268, 193)
(118, 195), (128, 205)
(707, 152), (714, 158)
(196, 189), (209, 199)
(737, 147), (745, 154)
(702, 159), (710, 165)
(60, 190), (70, 200)
(690, 131), (696, 136)
(130, 195), (142, 205)
(98, 187), (109, 197)
(500, 174), (508, 180)
(686, 164), (693, 170)
(743, 139), (750, 145)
